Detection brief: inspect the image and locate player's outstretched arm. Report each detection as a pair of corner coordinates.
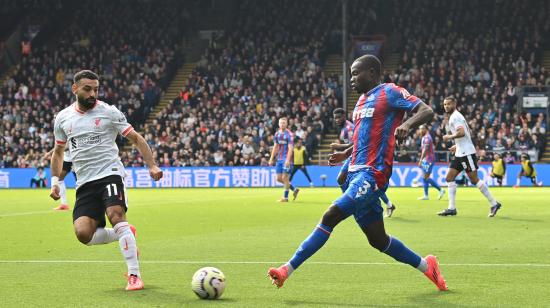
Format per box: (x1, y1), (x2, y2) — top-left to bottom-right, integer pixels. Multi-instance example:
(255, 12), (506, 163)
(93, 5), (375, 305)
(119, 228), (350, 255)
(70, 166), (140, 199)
(394, 102), (434, 141)
(330, 143), (352, 151)
(125, 130), (163, 181)
(49, 143), (65, 200)
(443, 127), (465, 142)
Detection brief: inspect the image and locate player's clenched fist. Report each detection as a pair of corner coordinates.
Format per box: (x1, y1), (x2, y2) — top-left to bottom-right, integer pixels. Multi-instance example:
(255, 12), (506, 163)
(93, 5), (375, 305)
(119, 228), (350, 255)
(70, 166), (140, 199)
(149, 165), (163, 181)
(50, 185), (60, 200)
(394, 123), (410, 141)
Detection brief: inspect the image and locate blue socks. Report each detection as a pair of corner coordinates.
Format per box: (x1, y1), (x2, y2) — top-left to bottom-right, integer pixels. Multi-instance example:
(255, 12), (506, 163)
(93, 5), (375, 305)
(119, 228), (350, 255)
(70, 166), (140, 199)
(289, 184), (295, 191)
(284, 190), (289, 199)
(379, 192), (389, 204)
(381, 236), (422, 268)
(423, 179), (429, 196)
(289, 224), (332, 269)
(427, 178), (441, 191)
(423, 178), (442, 196)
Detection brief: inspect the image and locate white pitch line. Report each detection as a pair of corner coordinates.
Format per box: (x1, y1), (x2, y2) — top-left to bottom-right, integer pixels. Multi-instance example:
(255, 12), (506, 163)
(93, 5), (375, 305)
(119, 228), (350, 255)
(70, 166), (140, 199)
(1, 260), (549, 267)
(0, 195), (259, 218)
(0, 210), (55, 217)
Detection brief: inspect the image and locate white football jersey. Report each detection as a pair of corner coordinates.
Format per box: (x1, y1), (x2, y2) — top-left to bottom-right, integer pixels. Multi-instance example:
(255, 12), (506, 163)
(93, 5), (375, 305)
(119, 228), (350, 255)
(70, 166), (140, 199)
(448, 110), (476, 157)
(54, 100), (133, 189)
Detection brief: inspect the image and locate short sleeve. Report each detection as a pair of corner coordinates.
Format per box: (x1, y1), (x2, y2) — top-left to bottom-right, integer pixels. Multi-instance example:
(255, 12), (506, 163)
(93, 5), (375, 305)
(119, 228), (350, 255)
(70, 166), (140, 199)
(111, 106), (133, 137)
(54, 113), (67, 144)
(452, 115), (465, 130)
(288, 131), (294, 146)
(386, 84), (421, 112)
(273, 133), (279, 145)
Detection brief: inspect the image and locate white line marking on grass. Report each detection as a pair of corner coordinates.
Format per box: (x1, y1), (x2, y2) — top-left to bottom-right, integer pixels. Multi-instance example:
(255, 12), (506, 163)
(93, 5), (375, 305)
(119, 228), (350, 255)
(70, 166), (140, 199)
(0, 195), (258, 217)
(0, 210), (55, 217)
(1, 260), (549, 267)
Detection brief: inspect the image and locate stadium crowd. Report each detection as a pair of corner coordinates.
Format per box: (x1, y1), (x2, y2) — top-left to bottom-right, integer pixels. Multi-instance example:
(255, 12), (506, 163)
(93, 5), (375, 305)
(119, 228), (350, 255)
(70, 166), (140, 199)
(0, 0), (195, 168)
(380, 0), (549, 162)
(121, 0), (344, 167)
(1, 0), (548, 168)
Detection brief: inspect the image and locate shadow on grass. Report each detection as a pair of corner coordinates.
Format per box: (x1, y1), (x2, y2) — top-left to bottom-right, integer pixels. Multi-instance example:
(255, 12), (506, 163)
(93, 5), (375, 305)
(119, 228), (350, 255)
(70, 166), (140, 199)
(102, 284), (239, 306)
(404, 289), (476, 308)
(387, 216), (420, 223)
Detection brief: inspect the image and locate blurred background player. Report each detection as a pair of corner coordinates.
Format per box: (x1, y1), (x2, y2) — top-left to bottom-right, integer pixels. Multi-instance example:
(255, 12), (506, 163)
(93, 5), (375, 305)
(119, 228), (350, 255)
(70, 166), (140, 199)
(45, 148), (75, 211)
(30, 167), (47, 188)
(49, 70), (163, 291)
(514, 153), (542, 187)
(490, 153), (506, 186)
(331, 108), (396, 217)
(439, 96), (502, 217)
(269, 117), (299, 202)
(268, 55), (447, 292)
(417, 125), (445, 200)
(289, 138), (313, 187)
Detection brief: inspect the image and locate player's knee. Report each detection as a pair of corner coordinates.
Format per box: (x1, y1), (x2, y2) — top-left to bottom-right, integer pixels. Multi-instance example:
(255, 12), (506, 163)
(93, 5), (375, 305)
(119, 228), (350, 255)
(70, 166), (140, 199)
(368, 234), (389, 251)
(276, 175), (283, 183)
(321, 206), (343, 228)
(75, 229), (94, 244)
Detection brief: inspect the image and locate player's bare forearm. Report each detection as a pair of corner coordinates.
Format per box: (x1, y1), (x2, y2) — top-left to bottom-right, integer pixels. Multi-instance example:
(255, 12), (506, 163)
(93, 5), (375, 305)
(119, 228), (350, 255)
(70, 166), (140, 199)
(332, 143), (352, 151)
(50, 144), (65, 177)
(420, 145), (428, 161)
(286, 145), (293, 165)
(405, 103), (434, 131)
(395, 102), (433, 141)
(269, 145), (278, 163)
(126, 131), (156, 168)
(126, 130), (163, 180)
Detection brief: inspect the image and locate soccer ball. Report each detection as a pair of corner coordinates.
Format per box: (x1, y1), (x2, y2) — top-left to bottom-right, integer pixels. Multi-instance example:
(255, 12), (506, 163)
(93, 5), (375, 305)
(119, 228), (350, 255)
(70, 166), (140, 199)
(191, 267), (226, 299)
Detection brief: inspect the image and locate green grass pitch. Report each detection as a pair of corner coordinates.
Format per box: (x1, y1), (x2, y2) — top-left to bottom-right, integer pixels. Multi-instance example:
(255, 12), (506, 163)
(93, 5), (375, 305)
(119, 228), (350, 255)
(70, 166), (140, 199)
(1, 187), (549, 307)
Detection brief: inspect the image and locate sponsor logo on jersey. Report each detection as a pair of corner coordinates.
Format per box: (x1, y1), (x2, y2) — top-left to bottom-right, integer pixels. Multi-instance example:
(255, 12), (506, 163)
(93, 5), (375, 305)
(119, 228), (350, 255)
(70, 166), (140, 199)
(353, 107), (375, 121)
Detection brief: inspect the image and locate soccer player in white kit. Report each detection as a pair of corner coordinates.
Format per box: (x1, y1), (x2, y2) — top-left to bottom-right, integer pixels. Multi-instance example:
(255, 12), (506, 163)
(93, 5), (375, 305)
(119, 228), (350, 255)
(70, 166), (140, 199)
(438, 96), (502, 217)
(49, 70), (163, 290)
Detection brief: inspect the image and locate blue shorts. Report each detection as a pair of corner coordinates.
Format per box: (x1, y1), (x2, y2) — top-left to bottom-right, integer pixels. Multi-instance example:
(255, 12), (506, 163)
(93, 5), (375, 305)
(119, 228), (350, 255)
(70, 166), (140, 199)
(333, 169), (385, 228)
(275, 160), (292, 174)
(420, 160), (434, 175)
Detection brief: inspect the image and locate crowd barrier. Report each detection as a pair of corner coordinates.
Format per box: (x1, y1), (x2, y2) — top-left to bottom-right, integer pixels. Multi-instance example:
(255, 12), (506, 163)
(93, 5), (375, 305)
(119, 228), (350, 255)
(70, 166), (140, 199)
(1, 163), (547, 188)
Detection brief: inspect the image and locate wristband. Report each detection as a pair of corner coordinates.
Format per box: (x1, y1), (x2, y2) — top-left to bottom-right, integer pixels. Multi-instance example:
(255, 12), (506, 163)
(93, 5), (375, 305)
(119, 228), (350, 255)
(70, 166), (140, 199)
(51, 176), (59, 187)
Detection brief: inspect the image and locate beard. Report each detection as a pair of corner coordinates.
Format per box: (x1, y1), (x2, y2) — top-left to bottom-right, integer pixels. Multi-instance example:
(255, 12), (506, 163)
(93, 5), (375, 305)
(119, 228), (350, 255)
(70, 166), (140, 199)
(78, 96), (96, 109)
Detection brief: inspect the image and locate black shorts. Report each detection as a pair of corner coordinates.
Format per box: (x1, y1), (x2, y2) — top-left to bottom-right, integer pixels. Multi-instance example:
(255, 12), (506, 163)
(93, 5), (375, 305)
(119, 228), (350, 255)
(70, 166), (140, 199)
(491, 174), (503, 180)
(73, 175), (127, 228)
(450, 154), (478, 173)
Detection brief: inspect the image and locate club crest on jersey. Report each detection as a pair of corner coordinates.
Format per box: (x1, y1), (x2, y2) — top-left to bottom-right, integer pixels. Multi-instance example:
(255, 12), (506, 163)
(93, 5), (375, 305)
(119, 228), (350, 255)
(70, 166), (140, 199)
(94, 118), (101, 130)
(353, 107), (375, 121)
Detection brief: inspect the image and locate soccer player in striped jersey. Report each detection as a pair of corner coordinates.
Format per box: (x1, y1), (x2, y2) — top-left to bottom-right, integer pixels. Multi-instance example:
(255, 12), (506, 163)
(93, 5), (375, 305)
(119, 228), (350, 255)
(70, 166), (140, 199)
(331, 108), (397, 217)
(269, 117), (299, 202)
(268, 55), (448, 292)
(417, 125), (445, 200)
(439, 96), (502, 217)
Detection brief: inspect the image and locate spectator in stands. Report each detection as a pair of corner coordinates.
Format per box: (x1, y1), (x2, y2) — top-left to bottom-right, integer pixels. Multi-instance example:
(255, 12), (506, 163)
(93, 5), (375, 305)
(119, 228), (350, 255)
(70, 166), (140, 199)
(30, 166), (46, 188)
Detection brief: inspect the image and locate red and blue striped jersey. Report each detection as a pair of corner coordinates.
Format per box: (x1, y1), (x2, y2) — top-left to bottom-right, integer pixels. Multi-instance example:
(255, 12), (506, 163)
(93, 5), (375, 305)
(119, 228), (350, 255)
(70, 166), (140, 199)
(421, 132), (435, 163)
(339, 120), (355, 144)
(274, 129), (294, 161)
(349, 83), (421, 186)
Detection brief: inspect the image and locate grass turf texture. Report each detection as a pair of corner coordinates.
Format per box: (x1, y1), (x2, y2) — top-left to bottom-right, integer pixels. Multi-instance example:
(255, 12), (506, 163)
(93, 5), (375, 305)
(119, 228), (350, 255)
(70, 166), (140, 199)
(1, 187), (549, 307)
